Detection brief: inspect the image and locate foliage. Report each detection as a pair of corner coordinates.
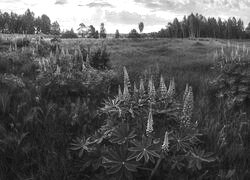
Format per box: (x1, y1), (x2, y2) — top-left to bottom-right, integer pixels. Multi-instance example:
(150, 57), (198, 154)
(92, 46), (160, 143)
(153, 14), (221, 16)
(90, 44), (111, 70)
(115, 29), (120, 39)
(128, 29), (141, 39)
(100, 23), (107, 39)
(61, 29), (78, 39)
(70, 67), (215, 179)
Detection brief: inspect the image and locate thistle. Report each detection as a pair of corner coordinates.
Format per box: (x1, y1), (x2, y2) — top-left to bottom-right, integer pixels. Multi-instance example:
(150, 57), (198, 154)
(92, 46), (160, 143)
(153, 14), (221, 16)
(146, 107), (153, 135)
(159, 75), (167, 98)
(162, 131), (169, 152)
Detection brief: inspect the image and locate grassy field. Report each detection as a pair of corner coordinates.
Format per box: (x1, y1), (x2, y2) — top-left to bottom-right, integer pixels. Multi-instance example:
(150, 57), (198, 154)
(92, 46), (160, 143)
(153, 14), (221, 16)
(62, 38), (223, 104)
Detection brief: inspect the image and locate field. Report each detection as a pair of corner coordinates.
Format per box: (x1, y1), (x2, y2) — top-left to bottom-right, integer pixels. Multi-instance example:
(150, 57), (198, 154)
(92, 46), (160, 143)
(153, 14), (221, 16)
(1, 36), (250, 180)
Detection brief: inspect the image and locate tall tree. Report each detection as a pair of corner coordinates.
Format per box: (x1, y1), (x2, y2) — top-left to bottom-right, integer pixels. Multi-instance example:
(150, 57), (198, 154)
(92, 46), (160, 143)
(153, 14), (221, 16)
(77, 23), (87, 37)
(115, 29), (120, 38)
(51, 21), (60, 35)
(100, 23), (106, 38)
(138, 22), (144, 33)
(40, 14), (51, 34)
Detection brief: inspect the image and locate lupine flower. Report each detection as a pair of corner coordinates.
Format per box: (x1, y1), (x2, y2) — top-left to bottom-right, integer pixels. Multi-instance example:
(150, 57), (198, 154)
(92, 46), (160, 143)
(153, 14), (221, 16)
(78, 48), (83, 61)
(159, 75), (167, 98)
(61, 48), (65, 57)
(118, 85), (123, 100)
(133, 83), (139, 98)
(148, 76), (156, 101)
(183, 84), (189, 101)
(146, 107), (153, 135)
(167, 78), (175, 99)
(182, 86), (194, 128)
(86, 54), (90, 65)
(162, 131), (169, 152)
(139, 77), (145, 97)
(123, 67), (131, 92)
(65, 48), (69, 55)
(55, 65), (61, 75)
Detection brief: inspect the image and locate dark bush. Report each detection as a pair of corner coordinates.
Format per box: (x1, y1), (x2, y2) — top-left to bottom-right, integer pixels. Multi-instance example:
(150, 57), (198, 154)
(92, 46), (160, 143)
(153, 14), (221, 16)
(61, 29), (78, 39)
(37, 39), (51, 57)
(128, 29), (141, 39)
(15, 37), (30, 48)
(90, 45), (111, 70)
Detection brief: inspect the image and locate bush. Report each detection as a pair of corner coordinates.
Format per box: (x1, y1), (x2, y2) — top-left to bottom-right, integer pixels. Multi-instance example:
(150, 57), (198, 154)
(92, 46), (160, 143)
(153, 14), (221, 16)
(15, 37), (30, 48)
(61, 29), (78, 39)
(90, 45), (111, 70)
(128, 29), (141, 39)
(37, 39), (51, 57)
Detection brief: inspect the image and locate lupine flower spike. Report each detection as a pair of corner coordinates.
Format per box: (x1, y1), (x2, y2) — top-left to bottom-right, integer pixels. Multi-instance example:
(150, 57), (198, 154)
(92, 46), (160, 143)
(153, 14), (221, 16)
(139, 77), (145, 97)
(162, 131), (169, 152)
(123, 67), (131, 92)
(133, 83), (138, 98)
(182, 86), (194, 128)
(159, 75), (167, 98)
(118, 85), (123, 100)
(123, 67), (131, 100)
(183, 84), (189, 101)
(146, 106), (153, 135)
(167, 78), (175, 99)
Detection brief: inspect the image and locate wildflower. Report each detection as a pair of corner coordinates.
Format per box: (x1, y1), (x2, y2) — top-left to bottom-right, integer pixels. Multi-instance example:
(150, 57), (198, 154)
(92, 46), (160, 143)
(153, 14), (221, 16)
(183, 84), (189, 101)
(148, 76), (156, 101)
(159, 75), (167, 98)
(182, 86), (194, 128)
(118, 85), (123, 100)
(133, 83), (139, 98)
(146, 107), (154, 135)
(123, 67), (131, 92)
(139, 77), (145, 97)
(55, 65), (61, 75)
(162, 131), (169, 152)
(167, 78), (175, 99)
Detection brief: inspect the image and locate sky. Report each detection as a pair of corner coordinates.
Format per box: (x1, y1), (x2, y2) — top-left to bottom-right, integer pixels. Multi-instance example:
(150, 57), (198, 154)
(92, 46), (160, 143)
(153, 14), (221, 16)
(1, 0), (250, 33)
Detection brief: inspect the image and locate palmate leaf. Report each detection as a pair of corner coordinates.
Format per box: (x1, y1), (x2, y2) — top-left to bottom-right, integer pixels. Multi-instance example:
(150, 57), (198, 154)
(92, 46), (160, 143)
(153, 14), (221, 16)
(128, 135), (160, 163)
(170, 132), (199, 152)
(186, 147), (216, 171)
(102, 147), (139, 179)
(109, 124), (136, 144)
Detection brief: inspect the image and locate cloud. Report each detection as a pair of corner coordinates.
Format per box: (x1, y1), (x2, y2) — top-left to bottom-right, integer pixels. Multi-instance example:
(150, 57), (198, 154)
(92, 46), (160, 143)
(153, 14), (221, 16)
(55, 0), (67, 5)
(105, 11), (167, 26)
(134, 0), (250, 13)
(86, 2), (113, 8)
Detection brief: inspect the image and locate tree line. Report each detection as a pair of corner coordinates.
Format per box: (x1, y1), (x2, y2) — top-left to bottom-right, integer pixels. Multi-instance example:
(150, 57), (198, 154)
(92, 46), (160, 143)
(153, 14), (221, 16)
(0, 9), (61, 35)
(155, 13), (250, 39)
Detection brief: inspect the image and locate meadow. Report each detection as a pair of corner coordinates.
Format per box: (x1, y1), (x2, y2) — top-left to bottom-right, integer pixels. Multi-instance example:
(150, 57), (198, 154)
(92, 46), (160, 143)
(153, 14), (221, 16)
(0, 36), (250, 180)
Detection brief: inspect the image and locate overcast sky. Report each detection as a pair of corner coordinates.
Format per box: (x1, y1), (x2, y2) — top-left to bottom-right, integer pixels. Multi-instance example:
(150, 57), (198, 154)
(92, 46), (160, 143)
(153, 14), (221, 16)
(1, 0), (250, 33)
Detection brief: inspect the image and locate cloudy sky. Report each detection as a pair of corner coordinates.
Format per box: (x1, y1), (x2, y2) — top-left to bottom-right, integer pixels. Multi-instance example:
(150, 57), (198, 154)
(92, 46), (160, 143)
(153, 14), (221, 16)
(1, 0), (250, 33)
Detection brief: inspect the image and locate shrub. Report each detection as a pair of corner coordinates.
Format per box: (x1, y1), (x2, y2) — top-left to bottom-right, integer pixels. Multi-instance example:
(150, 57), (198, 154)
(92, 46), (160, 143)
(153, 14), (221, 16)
(70, 67), (216, 179)
(61, 29), (78, 39)
(90, 45), (111, 70)
(128, 29), (141, 39)
(37, 39), (51, 57)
